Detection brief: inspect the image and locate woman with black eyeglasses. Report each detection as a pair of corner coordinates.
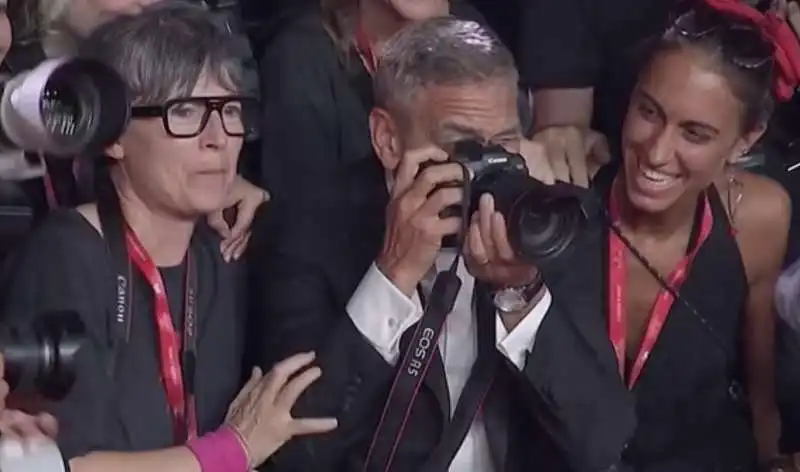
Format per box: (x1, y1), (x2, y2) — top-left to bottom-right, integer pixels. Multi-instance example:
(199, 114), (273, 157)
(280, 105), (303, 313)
(0, 3), (336, 472)
(539, 0), (800, 470)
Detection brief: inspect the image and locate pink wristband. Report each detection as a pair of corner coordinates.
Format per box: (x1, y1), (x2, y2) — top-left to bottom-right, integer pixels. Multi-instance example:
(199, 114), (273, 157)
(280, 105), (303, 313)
(186, 426), (249, 472)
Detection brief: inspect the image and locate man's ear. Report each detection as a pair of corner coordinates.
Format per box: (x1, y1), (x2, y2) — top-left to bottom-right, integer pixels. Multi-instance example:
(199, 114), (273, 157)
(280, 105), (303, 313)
(369, 107), (402, 171)
(105, 142), (124, 161)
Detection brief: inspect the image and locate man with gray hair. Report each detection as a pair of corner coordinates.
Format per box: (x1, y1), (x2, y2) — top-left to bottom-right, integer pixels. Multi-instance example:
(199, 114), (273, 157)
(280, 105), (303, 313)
(270, 17), (635, 472)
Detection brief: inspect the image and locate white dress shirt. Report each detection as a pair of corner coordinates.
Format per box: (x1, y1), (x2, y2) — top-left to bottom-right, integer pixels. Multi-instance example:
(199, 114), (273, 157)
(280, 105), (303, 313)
(347, 250), (552, 472)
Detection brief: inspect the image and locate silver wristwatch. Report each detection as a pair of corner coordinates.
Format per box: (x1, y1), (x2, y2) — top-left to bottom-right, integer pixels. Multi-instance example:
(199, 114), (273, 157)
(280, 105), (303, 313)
(492, 275), (545, 314)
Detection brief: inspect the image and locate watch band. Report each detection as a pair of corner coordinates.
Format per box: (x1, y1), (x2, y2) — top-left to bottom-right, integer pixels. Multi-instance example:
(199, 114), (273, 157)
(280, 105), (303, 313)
(492, 273), (545, 314)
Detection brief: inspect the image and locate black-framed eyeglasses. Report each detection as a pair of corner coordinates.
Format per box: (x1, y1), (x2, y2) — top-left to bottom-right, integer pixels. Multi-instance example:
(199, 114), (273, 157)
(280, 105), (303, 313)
(668, 7), (774, 70)
(130, 96), (259, 139)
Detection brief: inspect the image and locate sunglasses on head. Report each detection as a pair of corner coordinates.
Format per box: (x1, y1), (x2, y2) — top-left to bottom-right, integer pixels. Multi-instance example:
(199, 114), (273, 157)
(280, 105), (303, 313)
(668, 7), (774, 69)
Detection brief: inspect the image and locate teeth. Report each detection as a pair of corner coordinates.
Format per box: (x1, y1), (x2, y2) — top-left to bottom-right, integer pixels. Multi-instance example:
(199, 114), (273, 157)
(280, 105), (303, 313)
(641, 168), (674, 183)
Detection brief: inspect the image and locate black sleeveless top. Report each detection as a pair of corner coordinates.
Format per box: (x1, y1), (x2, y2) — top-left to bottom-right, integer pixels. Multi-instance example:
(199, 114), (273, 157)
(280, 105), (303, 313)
(593, 166), (757, 471)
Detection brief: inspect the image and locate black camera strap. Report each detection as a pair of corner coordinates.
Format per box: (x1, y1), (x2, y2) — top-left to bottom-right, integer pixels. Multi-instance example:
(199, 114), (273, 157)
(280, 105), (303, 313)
(362, 271), (500, 472)
(362, 270), (461, 472)
(418, 286), (498, 472)
(96, 191), (133, 379)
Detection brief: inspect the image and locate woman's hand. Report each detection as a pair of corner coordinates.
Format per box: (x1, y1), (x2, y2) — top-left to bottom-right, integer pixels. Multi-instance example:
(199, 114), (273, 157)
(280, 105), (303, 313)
(0, 355), (58, 442)
(224, 352), (337, 468)
(0, 410), (58, 441)
(207, 175), (269, 262)
(530, 126), (609, 187)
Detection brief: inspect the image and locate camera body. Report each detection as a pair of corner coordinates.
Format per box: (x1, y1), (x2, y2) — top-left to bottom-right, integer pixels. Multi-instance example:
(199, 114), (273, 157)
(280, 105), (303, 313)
(428, 140), (597, 267)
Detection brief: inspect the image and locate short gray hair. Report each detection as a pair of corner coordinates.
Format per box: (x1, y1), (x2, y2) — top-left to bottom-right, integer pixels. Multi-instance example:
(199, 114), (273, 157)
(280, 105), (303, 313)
(374, 17), (517, 114)
(78, 1), (243, 105)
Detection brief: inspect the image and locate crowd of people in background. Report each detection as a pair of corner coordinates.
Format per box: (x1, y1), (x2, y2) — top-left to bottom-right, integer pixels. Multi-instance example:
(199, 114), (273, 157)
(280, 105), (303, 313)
(2, 0), (800, 471)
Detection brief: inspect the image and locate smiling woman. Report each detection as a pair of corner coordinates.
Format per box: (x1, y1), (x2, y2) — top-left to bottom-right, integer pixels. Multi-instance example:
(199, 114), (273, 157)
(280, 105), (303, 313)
(579, 1), (799, 470)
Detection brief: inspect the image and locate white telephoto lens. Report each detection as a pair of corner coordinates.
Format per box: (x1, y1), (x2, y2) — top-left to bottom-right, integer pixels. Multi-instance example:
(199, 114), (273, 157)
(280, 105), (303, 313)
(0, 437), (66, 472)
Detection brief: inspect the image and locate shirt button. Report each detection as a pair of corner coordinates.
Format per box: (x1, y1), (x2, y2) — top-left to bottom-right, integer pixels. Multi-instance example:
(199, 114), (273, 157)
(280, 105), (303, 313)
(388, 318), (397, 328)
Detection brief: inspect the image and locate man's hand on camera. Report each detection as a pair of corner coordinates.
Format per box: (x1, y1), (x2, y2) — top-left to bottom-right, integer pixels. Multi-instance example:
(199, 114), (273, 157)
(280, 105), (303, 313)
(531, 126), (610, 187)
(376, 147), (464, 297)
(464, 193), (537, 288)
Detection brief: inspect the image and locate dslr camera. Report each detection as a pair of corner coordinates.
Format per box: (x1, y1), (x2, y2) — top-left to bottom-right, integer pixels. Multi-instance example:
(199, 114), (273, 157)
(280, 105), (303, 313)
(0, 311), (85, 472)
(434, 140), (597, 268)
(0, 310), (85, 401)
(0, 57), (128, 179)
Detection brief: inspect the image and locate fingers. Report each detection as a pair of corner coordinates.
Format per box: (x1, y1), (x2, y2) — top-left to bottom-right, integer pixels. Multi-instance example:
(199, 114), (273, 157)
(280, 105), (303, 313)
(404, 162), (464, 204)
(519, 140), (555, 185)
(276, 364), (321, 411)
(263, 352), (316, 401)
(564, 131), (587, 187)
(221, 232), (251, 262)
(290, 417), (338, 436)
(393, 147), (449, 197)
(207, 211), (232, 240)
(585, 131), (610, 183)
(0, 410), (49, 440)
(546, 140), (571, 184)
(227, 367), (263, 416)
(468, 195), (515, 265)
(467, 214), (489, 265)
(229, 191), (265, 241)
(478, 194), (497, 262)
(35, 413), (58, 439)
(241, 367), (264, 397)
(491, 211), (516, 261)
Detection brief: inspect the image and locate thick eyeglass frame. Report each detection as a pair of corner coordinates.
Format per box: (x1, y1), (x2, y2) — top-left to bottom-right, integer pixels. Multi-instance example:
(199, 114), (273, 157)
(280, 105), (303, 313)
(669, 7), (774, 70)
(130, 96), (257, 139)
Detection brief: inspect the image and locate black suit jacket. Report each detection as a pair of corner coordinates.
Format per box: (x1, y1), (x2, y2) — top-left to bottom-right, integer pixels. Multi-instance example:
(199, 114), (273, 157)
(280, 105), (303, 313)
(250, 199), (637, 472)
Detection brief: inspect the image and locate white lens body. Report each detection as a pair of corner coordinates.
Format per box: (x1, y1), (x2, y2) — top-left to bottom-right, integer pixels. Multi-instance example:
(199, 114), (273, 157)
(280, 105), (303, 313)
(0, 437), (65, 472)
(0, 58), (73, 157)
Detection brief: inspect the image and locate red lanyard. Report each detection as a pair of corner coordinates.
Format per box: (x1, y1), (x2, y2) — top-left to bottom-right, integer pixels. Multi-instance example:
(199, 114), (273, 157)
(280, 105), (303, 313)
(607, 180), (713, 389)
(125, 229), (198, 443)
(355, 20), (377, 76)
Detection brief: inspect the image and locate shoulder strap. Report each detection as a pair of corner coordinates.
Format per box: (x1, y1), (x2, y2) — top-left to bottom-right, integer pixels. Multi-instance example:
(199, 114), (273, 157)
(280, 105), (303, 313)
(95, 170), (133, 380)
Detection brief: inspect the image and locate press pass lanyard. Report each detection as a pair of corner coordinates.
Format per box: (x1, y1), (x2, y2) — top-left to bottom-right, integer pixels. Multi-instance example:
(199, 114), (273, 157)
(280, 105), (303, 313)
(125, 229), (199, 443)
(606, 179), (713, 389)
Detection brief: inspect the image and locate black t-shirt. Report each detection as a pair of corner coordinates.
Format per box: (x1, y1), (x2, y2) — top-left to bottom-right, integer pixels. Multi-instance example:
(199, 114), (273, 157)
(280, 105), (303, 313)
(518, 0), (677, 148)
(0, 210), (245, 459)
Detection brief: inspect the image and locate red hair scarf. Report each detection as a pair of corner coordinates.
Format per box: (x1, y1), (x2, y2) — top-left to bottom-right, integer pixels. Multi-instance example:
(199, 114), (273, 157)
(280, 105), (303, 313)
(704, 0), (800, 101)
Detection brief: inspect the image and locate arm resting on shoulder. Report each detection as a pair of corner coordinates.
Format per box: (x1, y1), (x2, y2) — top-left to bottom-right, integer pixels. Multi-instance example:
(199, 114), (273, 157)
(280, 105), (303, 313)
(518, 0), (598, 130)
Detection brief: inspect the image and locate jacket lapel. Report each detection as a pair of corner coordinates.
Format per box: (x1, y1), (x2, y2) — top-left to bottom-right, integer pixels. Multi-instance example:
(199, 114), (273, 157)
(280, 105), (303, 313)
(474, 286), (509, 471)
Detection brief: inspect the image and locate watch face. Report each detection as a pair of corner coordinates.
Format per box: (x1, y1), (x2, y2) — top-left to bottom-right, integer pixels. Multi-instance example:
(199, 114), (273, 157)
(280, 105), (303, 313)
(493, 289), (528, 313)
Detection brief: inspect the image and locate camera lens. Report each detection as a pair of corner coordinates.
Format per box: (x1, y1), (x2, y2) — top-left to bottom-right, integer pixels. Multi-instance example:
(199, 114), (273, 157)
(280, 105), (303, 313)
(41, 78), (93, 145)
(0, 58), (128, 158)
(0, 311), (85, 401)
(507, 189), (587, 264)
